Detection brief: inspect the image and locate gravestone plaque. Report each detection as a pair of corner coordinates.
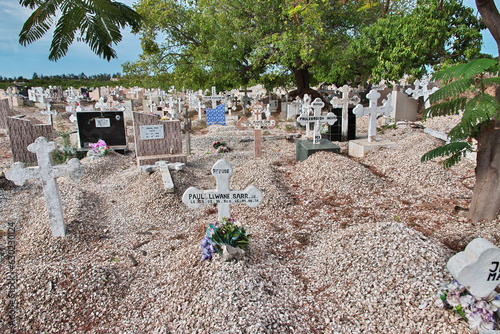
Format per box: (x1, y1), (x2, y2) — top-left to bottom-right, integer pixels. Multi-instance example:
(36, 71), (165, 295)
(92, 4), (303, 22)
(322, 107), (356, 142)
(140, 125), (165, 140)
(447, 238), (500, 298)
(76, 111), (126, 149)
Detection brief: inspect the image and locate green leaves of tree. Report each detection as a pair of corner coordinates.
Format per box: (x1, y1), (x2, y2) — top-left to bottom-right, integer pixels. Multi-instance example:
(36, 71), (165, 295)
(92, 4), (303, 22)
(19, 0), (142, 61)
(421, 58), (500, 168)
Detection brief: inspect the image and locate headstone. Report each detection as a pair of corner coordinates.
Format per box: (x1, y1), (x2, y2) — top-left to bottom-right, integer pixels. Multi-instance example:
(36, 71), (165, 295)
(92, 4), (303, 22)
(391, 90), (418, 121)
(297, 98), (337, 144)
(7, 117), (53, 164)
(287, 97), (302, 119)
(353, 89), (393, 142)
(237, 101), (277, 158)
(182, 159), (263, 220)
(121, 100), (133, 120)
(330, 85), (360, 141)
(447, 238), (500, 299)
(133, 112), (187, 167)
(206, 103), (226, 126)
(0, 99), (11, 129)
(5, 137), (87, 237)
(76, 111), (126, 150)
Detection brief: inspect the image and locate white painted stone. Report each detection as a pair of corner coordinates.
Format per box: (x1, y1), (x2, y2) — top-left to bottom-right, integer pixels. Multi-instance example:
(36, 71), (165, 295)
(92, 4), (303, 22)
(353, 89), (393, 142)
(5, 137), (87, 237)
(182, 159), (263, 220)
(447, 238), (500, 299)
(348, 138), (397, 158)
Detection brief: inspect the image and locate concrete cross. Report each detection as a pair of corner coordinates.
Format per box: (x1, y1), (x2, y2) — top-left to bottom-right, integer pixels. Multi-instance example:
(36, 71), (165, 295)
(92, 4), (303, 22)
(182, 159), (263, 220)
(300, 94), (313, 138)
(239, 88), (253, 114)
(287, 97), (302, 119)
(95, 97), (106, 111)
(297, 98), (337, 144)
(41, 94), (57, 125)
(5, 137), (87, 237)
(237, 101), (277, 158)
(331, 85), (360, 141)
(3, 87), (18, 109)
(204, 86), (224, 108)
(406, 79), (438, 109)
(353, 89), (393, 142)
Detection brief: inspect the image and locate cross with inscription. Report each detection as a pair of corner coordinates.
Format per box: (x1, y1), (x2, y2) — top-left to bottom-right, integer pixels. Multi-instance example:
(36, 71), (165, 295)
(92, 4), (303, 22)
(300, 94), (313, 137)
(182, 159), (263, 221)
(331, 85), (360, 141)
(353, 89), (393, 142)
(297, 98), (337, 144)
(5, 137), (87, 237)
(237, 101), (277, 158)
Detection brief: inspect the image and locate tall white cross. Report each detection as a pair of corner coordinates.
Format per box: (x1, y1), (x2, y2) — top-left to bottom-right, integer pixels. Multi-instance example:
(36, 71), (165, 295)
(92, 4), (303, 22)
(95, 97), (106, 111)
(297, 98), (337, 144)
(5, 137), (87, 237)
(3, 87), (18, 109)
(301, 94), (313, 137)
(204, 86), (223, 108)
(353, 89), (393, 142)
(331, 85), (360, 141)
(182, 159), (263, 221)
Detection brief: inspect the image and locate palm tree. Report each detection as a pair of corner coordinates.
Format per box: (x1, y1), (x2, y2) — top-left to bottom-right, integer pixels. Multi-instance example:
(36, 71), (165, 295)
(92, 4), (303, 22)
(19, 0), (142, 61)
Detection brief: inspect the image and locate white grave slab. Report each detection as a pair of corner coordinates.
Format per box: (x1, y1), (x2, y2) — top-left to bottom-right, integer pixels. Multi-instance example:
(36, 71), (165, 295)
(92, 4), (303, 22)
(447, 238), (500, 299)
(182, 159), (263, 220)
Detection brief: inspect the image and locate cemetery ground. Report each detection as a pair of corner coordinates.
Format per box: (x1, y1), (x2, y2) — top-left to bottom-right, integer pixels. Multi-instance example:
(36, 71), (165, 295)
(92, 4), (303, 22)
(0, 107), (499, 333)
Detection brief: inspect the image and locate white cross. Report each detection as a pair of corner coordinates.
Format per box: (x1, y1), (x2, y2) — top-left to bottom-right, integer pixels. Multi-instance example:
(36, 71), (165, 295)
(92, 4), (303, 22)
(5, 137), (87, 237)
(353, 89), (393, 142)
(287, 97), (302, 119)
(3, 87), (18, 109)
(204, 86), (224, 108)
(301, 94), (313, 137)
(95, 97), (106, 111)
(406, 79), (438, 109)
(331, 85), (360, 141)
(297, 98), (337, 144)
(182, 159), (263, 220)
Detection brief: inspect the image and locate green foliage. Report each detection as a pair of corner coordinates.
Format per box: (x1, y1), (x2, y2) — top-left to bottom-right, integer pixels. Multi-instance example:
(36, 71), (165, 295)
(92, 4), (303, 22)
(421, 58), (500, 168)
(51, 132), (79, 164)
(208, 218), (251, 253)
(19, 0), (142, 61)
(344, 0), (484, 84)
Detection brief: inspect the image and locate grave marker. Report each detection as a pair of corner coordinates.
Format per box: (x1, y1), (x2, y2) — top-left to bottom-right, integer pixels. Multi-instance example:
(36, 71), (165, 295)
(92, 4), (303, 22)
(141, 161), (186, 193)
(447, 238), (500, 298)
(76, 111), (126, 150)
(182, 159), (263, 220)
(206, 103), (226, 126)
(5, 137), (87, 237)
(7, 117), (53, 163)
(297, 98), (337, 144)
(237, 101), (277, 158)
(353, 89), (393, 142)
(133, 112), (186, 167)
(331, 85), (360, 142)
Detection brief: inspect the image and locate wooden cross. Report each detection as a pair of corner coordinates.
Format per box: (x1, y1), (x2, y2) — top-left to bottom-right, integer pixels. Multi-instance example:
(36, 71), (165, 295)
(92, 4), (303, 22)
(331, 85), (360, 141)
(182, 107), (192, 155)
(5, 137), (87, 237)
(297, 98), (337, 144)
(237, 101), (277, 158)
(182, 159), (263, 221)
(353, 89), (393, 142)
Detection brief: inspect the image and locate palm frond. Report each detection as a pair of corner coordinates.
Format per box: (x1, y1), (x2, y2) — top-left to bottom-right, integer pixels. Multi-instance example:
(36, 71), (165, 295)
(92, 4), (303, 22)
(429, 77), (473, 103)
(447, 95), (498, 140)
(421, 141), (472, 168)
(432, 58), (497, 81)
(49, 5), (85, 61)
(423, 97), (467, 120)
(19, 0), (62, 45)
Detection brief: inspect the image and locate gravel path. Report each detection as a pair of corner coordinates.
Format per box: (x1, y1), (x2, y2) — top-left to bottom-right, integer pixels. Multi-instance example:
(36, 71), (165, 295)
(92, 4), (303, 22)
(0, 109), (498, 333)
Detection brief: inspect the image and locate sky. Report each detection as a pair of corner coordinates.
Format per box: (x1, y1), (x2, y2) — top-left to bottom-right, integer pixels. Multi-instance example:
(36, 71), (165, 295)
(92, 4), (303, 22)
(0, 0), (498, 79)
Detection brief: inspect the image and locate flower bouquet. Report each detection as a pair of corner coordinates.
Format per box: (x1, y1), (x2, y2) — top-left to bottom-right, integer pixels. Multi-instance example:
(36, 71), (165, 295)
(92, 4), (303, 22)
(87, 139), (110, 159)
(212, 140), (231, 154)
(436, 280), (500, 332)
(200, 217), (250, 261)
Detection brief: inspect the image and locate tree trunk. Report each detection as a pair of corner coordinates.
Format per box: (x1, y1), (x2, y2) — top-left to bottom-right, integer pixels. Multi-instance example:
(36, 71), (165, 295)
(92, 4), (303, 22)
(468, 0), (500, 221)
(293, 67), (310, 95)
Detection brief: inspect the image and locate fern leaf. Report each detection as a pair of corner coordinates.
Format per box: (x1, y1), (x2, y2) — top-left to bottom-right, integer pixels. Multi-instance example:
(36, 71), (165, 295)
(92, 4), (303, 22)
(482, 77), (500, 86)
(429, 78), (473, 104)
(421, 141), (471, 168)
(423, 97), (467, 119)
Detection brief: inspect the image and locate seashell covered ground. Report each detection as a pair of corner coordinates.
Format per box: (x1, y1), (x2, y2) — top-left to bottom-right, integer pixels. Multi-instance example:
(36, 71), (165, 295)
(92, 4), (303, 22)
(0, 108), (498, 333)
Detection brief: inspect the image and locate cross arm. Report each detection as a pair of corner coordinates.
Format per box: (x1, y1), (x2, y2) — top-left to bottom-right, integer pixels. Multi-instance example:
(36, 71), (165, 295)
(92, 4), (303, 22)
(5, 162), (39, 186)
